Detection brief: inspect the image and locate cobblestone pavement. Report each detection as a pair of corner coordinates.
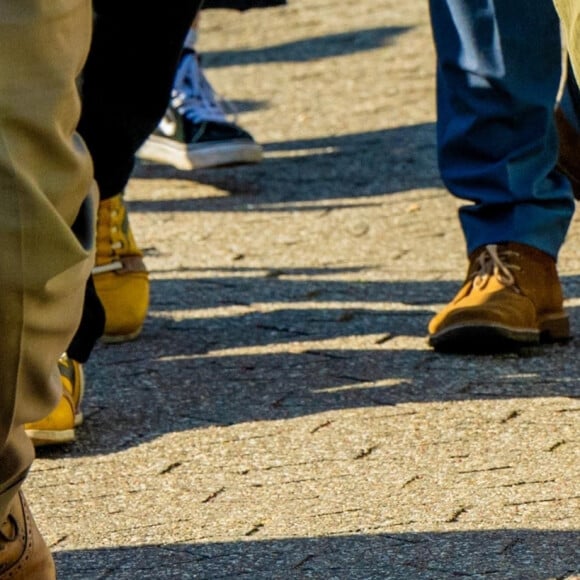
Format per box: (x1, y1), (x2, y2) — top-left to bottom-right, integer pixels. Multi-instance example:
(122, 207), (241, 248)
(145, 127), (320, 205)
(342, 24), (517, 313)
(27, 1), (579, 578)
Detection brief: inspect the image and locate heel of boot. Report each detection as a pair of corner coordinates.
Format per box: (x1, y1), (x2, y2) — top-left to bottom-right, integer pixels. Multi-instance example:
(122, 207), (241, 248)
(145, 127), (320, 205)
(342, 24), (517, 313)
(539, 313), (571, 342)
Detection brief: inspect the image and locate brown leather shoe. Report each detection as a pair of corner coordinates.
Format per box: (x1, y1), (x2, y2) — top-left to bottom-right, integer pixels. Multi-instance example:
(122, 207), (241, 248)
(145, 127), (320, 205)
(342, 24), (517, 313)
(428, 243), (571, 352)
(556, 106), (580, 200)
(0, 492), (55, 579)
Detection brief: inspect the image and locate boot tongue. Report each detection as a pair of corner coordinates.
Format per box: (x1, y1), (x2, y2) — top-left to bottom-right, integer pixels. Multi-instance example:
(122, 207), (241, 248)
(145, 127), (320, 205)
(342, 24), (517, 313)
(468, 244), (519, 289)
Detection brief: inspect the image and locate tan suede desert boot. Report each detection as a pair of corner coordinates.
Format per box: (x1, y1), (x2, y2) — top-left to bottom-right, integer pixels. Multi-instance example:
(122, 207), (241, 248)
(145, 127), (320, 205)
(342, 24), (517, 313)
(428, 243), (570, 352)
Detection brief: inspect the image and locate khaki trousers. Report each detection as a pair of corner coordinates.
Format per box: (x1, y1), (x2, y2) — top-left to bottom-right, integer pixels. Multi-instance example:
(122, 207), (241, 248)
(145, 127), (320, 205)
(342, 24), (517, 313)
(0, 0), (95, 519)
(555, 0), (580, 77)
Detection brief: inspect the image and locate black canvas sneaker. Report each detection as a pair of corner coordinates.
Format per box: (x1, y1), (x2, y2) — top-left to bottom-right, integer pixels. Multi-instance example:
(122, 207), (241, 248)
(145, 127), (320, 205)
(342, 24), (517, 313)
(137, 49), (263, 170)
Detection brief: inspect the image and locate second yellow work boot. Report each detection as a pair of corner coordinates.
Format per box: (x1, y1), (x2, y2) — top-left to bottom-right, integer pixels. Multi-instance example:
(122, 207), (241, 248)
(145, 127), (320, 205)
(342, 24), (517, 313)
(428, 243), (571, 353)
(93, 193), (149, 342)
(25, 354), (84, 446)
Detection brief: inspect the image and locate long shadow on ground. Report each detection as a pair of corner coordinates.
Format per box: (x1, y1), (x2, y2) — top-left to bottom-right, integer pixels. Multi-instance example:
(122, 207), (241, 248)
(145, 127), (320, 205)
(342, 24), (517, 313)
(132, 124), (439, 209)
(202, 26), (414, 67)
(54, 529), (580, 579)
(36, 274), (580, 458)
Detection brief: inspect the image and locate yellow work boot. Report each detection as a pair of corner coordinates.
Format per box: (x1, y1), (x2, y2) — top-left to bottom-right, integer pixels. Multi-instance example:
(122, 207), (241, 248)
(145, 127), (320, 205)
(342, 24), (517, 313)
(25, 354), (84, 446)
(0, 492), (55, 579)
(93, 193), (149, 342)
(428, 243), (570, 353)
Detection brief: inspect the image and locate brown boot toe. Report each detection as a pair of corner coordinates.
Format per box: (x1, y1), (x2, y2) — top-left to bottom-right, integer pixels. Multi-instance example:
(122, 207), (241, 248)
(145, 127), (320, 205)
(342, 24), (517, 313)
(0, 492), (55, 580)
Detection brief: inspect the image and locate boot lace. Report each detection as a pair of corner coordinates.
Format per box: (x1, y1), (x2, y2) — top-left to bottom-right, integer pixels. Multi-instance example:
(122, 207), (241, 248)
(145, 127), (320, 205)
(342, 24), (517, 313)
(93, 197), (140, 275)
(471, 244), (521, 292)
(171, 50), (231, 124)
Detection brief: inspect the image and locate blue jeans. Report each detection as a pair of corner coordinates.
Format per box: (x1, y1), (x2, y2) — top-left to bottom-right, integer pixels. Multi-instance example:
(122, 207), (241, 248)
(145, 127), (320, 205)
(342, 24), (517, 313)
(429, 0), (575, 258)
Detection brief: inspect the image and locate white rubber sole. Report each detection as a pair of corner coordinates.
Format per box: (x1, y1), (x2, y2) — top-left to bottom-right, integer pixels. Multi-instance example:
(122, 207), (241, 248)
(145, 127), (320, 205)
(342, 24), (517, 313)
(137, 136), (263, 170)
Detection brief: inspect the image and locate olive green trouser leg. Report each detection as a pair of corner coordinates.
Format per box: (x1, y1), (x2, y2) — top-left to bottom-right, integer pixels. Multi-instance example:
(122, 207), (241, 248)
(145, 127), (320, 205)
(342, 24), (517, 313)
(0, 0), (95, 520)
